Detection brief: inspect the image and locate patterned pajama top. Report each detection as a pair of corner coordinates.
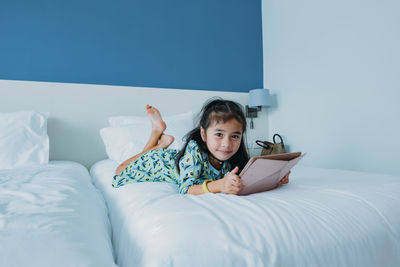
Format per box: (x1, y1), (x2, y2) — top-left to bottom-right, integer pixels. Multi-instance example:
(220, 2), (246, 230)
(112, 140), (231, 194)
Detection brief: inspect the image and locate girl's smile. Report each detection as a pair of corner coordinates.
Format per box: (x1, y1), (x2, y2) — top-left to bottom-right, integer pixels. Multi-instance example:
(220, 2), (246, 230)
(200, 118), (243, 166)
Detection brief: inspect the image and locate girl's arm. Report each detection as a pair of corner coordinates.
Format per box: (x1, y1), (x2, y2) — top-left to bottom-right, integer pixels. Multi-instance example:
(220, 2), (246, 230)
(187, 180), (224, 195)
(187, 169), (290, 195)
(187, 166), (242, 195)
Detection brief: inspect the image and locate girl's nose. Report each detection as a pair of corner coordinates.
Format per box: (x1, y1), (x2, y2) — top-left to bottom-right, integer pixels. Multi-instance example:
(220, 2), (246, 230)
(222, 138), (232, 148)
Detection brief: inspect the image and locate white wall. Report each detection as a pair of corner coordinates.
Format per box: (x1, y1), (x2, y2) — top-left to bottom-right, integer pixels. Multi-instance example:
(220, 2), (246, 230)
(0, 80), (268, 168)
(262, 0), (400, 175)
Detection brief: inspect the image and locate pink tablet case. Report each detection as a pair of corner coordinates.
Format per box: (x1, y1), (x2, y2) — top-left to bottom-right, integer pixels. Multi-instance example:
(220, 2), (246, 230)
(238, 152), (305, 196)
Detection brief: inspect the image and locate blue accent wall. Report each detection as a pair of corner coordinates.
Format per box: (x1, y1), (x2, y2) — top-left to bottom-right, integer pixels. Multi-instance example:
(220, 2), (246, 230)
(0, 0), (262, 92)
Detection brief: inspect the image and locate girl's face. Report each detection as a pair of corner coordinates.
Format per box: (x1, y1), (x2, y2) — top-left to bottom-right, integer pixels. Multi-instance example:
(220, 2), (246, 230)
(200, 118), (243, 162)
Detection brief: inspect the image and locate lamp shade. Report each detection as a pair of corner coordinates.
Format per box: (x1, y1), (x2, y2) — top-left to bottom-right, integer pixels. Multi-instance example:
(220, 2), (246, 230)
(248, 88), (271, 108)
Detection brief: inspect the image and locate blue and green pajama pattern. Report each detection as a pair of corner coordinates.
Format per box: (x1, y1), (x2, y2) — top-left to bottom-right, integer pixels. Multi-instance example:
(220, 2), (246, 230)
(112, 140), (231, 193)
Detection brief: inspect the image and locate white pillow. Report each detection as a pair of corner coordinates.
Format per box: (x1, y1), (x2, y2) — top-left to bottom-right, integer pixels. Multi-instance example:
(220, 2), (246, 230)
(0, 111), (49, 169)
(101, 112), (193, 164)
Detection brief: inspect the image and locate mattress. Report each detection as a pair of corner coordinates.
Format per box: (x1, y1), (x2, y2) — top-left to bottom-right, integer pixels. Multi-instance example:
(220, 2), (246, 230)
(0, 161), (116, 267)
(90, 159), (400, 267)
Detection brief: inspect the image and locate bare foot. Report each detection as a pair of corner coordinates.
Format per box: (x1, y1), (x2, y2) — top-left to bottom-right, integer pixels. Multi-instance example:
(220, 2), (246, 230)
(145, 105), (166, 132)
(158, 134), (175, 148)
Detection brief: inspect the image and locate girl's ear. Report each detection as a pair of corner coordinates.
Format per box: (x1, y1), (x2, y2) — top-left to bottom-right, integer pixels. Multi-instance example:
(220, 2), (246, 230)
(200, 127), (206, 142)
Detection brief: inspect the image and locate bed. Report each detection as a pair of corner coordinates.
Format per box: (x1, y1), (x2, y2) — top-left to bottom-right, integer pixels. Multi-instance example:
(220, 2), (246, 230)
(0, 161), (117, 267)
(2, 81), (400, 267)
(90, 159), (400, 267)
(0, 111), (116, 267)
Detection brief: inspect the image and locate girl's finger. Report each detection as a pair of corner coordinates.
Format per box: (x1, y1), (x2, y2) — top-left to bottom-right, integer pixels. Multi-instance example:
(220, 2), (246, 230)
(279, 177), (289, 184)
(230, 180), (240, 187)
(230, 166), (239, 174)
(231, 184), (241, 191)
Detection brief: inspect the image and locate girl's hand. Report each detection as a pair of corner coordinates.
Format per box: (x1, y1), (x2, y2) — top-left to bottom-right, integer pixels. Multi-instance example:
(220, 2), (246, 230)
(279, 171), (290, 185)
(220, 166), (243, 195)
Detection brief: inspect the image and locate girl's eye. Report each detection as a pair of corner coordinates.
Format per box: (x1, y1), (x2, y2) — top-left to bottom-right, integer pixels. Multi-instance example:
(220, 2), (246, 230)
(215, 133), (223, 137)
(232, 135), (241, 139)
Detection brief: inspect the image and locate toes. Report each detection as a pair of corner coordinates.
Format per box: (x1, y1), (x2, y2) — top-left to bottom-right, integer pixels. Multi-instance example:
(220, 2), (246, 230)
(145, 105), (153, 114)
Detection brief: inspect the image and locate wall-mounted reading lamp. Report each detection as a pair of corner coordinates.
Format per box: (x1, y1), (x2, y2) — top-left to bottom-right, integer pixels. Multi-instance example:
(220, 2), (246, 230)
(246, 88), (271, 129)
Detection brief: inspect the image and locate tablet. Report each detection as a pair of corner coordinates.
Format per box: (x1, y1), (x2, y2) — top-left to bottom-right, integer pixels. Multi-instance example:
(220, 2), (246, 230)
(238, 152), (305, 195)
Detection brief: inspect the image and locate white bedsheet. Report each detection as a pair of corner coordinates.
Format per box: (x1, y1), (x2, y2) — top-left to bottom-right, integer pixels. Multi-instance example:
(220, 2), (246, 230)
(90, 159), (400, 267)
(0, 161), (116, 267)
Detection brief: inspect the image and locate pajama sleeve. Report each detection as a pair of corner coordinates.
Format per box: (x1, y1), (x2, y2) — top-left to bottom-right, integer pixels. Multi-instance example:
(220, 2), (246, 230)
(177, 140), (203, 194)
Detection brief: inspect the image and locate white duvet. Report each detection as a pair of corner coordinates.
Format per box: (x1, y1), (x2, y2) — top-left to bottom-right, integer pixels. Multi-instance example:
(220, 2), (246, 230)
(90, 159), (400, 267)
(0, 161), (116, 267)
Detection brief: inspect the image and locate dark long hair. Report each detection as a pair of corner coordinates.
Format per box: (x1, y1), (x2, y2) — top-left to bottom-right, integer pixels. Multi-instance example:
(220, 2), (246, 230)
(175, 98), (249, 173)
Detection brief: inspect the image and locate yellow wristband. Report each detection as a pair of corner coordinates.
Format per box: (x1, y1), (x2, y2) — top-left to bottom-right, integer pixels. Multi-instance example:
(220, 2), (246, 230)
(202, 179), (213, 193)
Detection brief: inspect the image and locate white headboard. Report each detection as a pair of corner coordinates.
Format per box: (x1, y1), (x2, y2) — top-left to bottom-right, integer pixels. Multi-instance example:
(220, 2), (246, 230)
(1, 79), (268, 168)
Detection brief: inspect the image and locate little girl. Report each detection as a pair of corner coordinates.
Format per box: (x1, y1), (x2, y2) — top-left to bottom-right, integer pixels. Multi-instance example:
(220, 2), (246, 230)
(112, 98), (289, 195)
